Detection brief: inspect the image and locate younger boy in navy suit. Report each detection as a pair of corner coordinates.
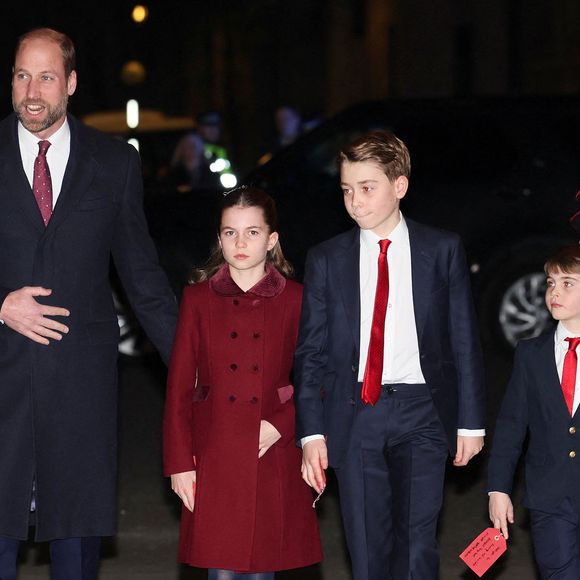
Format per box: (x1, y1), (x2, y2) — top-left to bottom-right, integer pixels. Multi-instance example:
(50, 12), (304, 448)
(489, 245), (580, 579)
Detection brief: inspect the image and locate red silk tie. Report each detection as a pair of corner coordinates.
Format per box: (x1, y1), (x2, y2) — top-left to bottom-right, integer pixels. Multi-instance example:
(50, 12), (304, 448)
(562, 337), (580, 416)
(361, 238), (391, 405)
(33, 140), (53, 226)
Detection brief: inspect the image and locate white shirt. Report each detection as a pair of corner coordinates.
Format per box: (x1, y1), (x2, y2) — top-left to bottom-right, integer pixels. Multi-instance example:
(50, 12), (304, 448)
(554, 322), (580, 416)
(358, 217), (425, 384)
(18, 119), (71, 207)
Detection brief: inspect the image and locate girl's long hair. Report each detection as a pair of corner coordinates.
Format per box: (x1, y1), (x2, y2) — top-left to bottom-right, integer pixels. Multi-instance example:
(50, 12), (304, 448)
(190, 186), (294, 283)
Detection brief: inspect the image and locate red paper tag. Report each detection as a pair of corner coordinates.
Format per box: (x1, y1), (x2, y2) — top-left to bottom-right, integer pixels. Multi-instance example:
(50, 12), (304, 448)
(459, 528), (507, 577)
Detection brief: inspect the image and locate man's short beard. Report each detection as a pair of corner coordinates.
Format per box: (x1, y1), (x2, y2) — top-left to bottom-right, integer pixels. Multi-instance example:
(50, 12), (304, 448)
(13, 95), (68, 134)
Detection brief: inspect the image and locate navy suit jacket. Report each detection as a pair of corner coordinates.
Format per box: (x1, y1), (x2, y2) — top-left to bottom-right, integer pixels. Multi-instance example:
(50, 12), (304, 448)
(294, 219), (485, 467)
(488, 331), (580, 511)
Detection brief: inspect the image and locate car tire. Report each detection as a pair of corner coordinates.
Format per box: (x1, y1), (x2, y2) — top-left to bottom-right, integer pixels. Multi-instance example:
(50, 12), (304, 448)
(479, 257), (556, 352)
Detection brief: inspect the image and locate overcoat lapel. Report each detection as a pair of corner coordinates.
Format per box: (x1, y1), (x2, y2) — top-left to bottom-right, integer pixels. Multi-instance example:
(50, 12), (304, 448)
(47, 116), (97, 231)
(408, 219), (434, 343)
(336, 228), (361, 352)
(0, 115), (45, 233)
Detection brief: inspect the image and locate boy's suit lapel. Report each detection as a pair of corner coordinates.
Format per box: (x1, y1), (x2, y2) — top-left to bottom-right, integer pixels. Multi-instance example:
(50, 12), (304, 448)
(532, 330), (574, 417)
(335, 227), (361, 353)
(408, 219), (434, 344)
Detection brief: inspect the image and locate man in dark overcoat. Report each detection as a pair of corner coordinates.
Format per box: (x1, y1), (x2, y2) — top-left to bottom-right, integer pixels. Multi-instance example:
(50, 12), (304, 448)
(0, 28), (177, 579)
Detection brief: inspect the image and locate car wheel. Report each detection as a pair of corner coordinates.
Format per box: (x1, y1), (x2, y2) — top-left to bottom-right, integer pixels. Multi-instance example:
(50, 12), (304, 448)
(497, 271), (554, 348)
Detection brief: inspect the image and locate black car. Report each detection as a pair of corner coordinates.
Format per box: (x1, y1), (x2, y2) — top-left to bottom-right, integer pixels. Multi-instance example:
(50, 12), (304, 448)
(246, 97), (580, 349)
(142, 97), (580, 353)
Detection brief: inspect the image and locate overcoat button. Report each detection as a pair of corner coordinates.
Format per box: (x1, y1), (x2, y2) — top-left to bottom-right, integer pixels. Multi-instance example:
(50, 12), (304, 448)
(250, 396), (259, 404)
(570, 426), (577, 435)
(229, 395), (236, 402)
(230, 331), (238, 339)
(252, 365), (259, 372)
(570, 451), (577, 458)
(233, 299), (239, 306)
(230, 363), (237, 371)
(253, 332), (261, 339)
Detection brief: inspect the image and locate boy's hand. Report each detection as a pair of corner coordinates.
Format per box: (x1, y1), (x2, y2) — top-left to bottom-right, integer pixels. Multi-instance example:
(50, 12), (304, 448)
(170, 470), (196, 512)
(489, 491), (514, 539)
(453, 435), (484, 466)
(301, 439), (328, 494)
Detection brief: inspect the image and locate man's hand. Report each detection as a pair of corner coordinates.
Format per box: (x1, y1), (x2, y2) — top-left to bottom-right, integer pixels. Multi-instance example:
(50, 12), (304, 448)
(170, 470), (196, 512)
(0, 287), (69, 345)
(453, 435), (484, 466)
(489, 491), (514, 539)
(258, 420), (281, 458)
(301, 439), (328, 494)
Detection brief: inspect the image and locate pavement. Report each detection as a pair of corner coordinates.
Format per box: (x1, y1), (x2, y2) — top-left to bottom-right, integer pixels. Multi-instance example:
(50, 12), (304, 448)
(17, 349), (541, 579)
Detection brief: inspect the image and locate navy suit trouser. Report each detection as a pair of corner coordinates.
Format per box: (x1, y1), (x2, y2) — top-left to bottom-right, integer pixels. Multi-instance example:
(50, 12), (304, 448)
(530, 498), (580, 579)
(334, 384), (448, 580)
(0, 536), (100, 580)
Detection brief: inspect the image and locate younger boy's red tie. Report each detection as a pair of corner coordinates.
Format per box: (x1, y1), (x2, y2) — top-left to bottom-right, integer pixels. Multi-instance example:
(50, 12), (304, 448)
(33, 140), (53, 226)
(361, 239), (391, 405)
(562, 337), (580, 416)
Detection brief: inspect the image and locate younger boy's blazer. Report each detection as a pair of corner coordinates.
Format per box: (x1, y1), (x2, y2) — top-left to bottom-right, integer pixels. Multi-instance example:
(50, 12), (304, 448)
(488, 331), (580, 511)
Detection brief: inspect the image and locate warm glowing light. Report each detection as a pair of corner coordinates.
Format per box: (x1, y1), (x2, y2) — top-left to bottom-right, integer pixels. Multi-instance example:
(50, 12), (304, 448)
(128, 138), (140, 152)
(132, 5), (149, 23)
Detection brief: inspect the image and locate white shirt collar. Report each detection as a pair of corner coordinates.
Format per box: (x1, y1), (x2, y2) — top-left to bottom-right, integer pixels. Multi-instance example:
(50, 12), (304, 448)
(555, 321), (580, 347)
(360, 211), (408, 249)
(18, 117), (70, 153)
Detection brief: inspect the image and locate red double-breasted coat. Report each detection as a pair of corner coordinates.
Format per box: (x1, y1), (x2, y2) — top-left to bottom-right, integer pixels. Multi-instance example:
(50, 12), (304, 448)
(163, 264), (322, 572)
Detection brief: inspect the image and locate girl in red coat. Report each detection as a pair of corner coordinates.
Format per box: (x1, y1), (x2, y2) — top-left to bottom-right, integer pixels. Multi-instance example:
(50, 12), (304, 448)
(163, 187), (322, 579)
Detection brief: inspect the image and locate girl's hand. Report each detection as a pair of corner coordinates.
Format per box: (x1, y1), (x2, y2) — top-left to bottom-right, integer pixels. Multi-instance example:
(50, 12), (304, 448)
(258, 420), (281, 458)
(170, 470), (196, 512)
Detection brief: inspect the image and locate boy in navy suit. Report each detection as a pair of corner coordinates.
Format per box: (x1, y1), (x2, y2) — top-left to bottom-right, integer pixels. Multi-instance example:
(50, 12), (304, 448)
(295, 130), (485, 580)
(489, 245), (580, 579)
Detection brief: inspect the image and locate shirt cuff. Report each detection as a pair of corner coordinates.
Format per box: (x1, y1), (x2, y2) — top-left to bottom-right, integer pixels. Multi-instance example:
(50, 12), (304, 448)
(300, 434), (325, 447)
(457, 428), (486, 436)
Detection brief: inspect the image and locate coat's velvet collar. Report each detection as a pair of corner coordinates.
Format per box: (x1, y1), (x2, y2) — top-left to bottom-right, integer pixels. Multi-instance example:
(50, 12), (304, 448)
(209, 263), (286, 297)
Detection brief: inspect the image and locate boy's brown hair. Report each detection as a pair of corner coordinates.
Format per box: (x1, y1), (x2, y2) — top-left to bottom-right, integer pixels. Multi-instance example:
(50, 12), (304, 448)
(337, 130), (411, 182)
(544, 245), (580, 275)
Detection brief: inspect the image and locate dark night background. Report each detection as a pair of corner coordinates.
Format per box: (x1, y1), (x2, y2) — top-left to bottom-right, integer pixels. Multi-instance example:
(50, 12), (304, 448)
(6, 1), (580, 578)
(1, 0), (579, 170)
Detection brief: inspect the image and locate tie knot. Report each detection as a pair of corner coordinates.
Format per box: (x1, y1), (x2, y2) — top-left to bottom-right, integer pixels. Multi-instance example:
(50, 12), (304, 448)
(379, 239), (391, 254)
(565, 337), (580, 351)
(37, 140), (51, 156)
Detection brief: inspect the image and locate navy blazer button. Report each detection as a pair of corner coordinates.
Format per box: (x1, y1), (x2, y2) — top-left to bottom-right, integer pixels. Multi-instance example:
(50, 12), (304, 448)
(349, 397), (356, 405)
(570, 426), (577, 435)
(351, 365), (357, 373)
(570, 451), (577, 458)
(230, 331), (238, 338)
(230, 363), (238, 371)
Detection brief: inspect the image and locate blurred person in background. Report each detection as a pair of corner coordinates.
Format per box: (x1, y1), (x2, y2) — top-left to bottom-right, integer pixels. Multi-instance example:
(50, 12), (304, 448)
(166, 131), (221, 192)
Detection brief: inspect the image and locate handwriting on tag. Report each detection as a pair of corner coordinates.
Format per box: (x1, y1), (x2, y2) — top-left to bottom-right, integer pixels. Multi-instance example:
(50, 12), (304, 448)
(459, 527), (507, 577)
